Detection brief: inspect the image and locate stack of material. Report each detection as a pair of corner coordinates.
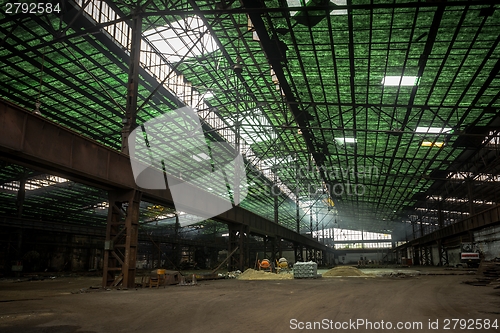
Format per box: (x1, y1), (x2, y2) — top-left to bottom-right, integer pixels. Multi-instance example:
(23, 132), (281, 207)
(293, 261), (318, 279)
(478, 260), (500, 280)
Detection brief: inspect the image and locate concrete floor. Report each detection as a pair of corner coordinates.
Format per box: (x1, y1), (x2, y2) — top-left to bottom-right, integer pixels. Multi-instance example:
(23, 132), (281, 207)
(1, 270), (499, 333)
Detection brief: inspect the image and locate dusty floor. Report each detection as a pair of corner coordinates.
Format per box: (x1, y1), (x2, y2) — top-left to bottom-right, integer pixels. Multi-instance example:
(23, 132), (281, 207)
(1, 269), (499, 333)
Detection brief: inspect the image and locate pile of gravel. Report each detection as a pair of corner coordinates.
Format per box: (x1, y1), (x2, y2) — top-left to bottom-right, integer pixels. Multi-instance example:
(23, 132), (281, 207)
(322, 266), (368, 277)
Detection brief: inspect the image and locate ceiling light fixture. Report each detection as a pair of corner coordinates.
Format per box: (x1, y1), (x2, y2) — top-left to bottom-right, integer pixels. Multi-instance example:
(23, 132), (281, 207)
(382, 76), (419, 86)
(336, 137), (357, 144)
(421, 141), (444, 148)
(415, 127), (452, 134)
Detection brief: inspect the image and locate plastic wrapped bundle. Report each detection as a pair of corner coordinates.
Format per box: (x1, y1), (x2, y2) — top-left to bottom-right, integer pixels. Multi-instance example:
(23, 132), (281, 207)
(293, 261), (318, 278)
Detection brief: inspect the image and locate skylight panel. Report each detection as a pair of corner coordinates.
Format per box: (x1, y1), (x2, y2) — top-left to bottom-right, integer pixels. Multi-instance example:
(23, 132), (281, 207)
(331, 0), (348, 15)
(261, 156), (296, 167)
(143, 16), (218, 62)
(482, 130), (500, 147)
(382, 76), (419, 86)
(286, 0), (302, 16)
(192, 152), (210, 162)
(229, 109), (277, 144)
(203, 91), (214, 100)
(0, 176), (69, 192)
(286, 0), (347, 17)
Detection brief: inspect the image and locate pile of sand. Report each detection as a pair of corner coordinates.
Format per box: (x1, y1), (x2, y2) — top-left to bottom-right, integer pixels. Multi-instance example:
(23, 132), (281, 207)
(322, 266), (368, 277)
(237, 268), (293, 280)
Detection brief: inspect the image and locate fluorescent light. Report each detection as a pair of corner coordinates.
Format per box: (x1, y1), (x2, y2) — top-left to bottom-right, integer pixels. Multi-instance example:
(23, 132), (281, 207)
(421, 141), (444, 148)
(382, 76), (419, 86)
(336, 137), (357, 144)
(415, 127), (452, 134)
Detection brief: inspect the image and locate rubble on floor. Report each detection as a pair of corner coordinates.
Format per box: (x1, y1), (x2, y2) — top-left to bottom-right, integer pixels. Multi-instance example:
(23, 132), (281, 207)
(218, 270), (242, 279)
(71, 286), (107, 294)
(463, 260), (500, 287)
(388, 271), (420, 278)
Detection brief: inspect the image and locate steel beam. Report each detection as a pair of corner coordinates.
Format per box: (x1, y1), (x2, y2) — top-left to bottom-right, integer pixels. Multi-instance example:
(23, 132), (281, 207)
(0, 217), (226, 248)
(228, 224), (238, 271)
(0, 99), (329, 252)
(102, 189), (141, 288)
(396, 204), (500, 251)
(437, 239), (448, 266)
(121, 12), (142, 154)
(143, 1), (498, 16)
(241, 0), (332, 196)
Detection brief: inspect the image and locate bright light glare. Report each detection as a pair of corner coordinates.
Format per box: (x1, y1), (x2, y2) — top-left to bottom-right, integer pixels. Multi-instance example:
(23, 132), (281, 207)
(382, 76), (419, 86)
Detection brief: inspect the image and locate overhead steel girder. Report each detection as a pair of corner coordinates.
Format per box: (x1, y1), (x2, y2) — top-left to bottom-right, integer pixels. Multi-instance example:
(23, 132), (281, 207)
(143, 1), (498, 16)
(397, 204), (500, 248)
(0, 217), (226, 249)
(240, 0), (331, 194)
(0, 98), (328, 251)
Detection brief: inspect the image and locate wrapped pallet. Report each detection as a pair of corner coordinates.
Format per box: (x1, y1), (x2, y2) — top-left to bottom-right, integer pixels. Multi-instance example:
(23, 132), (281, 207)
(293, 261), (318, 278)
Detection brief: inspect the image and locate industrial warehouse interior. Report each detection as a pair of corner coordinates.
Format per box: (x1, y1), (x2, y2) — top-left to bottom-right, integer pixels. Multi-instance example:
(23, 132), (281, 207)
(1, 0), (500, 332)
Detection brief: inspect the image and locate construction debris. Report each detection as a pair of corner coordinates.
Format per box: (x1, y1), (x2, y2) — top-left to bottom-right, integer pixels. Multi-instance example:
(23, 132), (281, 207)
(178, 274), (198, 286)
(323, 266), (368, 277)
(389, 272), (419, 278)
(218, 270), (242, 279)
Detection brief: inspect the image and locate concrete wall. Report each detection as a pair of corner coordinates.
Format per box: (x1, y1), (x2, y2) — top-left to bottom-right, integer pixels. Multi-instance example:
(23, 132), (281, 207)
(447, 247), (461, 267)
(405, 222), (500, 266)
(474, 224), (500, 260)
